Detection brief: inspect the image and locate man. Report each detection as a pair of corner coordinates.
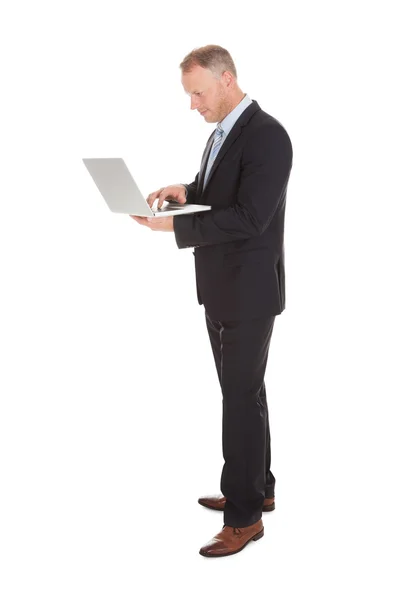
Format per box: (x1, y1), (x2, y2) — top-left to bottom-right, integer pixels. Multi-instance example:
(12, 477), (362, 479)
(131, 44), (293, 557)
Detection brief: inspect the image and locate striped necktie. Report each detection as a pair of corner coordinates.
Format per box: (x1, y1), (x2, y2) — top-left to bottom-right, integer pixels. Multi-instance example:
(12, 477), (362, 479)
(203, 123), (224, 188)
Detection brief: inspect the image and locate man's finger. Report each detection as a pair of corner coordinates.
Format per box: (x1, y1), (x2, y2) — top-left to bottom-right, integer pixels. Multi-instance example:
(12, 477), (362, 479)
(147, 187), (164, 206)
(159, 191), (185, 208)
(157, 190), (167, 205)
(158, 189), (173, 207)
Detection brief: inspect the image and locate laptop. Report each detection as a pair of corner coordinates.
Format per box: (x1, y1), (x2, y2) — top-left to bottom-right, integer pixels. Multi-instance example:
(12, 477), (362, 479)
(82, 158), (211, 217)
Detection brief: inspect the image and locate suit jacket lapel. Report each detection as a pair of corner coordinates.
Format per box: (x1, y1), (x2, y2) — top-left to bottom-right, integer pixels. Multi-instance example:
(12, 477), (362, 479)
(201, 100), (261, 193)
(202, 127), (241, 192)
(198, 132), (214, 194)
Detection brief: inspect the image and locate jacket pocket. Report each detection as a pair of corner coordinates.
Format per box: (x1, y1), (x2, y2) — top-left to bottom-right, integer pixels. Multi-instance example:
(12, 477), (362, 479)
(223, 247), (270, 267)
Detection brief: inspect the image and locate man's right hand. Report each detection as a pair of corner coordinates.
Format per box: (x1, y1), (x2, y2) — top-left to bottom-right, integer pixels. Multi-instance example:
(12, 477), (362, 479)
(146, 185), (187, 210)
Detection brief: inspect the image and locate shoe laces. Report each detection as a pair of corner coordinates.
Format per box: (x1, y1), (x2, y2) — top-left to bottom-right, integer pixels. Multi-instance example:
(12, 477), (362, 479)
(223, 525), (242, 535)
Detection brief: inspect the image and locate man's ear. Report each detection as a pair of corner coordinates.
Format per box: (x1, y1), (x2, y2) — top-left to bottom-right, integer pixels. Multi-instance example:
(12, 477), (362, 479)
(222, 70), (234, 88)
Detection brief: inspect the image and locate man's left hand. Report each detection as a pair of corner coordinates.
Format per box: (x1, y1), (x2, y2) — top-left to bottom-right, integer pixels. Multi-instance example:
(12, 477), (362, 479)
(130, 215), (174, 232)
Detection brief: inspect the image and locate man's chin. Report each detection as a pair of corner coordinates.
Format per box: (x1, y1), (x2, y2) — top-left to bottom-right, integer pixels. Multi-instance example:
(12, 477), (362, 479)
(203, 113), (217, 123)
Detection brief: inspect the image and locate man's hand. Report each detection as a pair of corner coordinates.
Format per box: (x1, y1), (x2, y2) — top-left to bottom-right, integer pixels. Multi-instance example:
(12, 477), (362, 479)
(146, 185), (187, 209)
(130, 183), (186, 232)
(130, 215), (174, 232)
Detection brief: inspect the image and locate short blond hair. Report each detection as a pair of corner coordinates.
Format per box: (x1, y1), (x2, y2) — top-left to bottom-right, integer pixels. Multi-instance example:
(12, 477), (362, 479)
(180, 44), (237, 79)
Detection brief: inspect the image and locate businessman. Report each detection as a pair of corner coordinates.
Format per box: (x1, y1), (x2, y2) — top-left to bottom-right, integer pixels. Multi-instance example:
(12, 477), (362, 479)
(131, 44), (293, 557)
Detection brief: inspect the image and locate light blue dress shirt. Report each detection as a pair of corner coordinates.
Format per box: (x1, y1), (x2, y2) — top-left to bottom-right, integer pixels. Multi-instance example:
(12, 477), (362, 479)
(203, 93), (253, 188)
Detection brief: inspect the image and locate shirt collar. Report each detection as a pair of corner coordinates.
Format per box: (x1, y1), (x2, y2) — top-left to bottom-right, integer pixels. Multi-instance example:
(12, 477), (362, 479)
(219, 94), (253, 137)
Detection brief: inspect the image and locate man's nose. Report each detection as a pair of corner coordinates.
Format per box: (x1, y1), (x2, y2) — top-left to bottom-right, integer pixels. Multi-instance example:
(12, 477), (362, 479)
(190, 96), (200, 110)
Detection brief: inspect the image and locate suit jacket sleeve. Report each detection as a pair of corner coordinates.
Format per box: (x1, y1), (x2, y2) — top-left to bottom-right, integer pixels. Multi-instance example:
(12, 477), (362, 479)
(173, 124), (293, 249)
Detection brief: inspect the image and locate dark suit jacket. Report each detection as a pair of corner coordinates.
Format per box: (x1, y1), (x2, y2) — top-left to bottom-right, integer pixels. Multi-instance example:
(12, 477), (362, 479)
(173, 100), (293, 321)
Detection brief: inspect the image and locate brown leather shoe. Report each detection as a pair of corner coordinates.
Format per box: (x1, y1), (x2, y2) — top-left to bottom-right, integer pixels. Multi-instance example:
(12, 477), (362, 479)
(198, 493), (275, 512)
(199, 518), (264, 557)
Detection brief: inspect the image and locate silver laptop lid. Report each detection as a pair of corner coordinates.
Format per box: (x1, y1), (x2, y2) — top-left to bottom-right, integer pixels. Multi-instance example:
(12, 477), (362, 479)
(83, 158), (153, 216)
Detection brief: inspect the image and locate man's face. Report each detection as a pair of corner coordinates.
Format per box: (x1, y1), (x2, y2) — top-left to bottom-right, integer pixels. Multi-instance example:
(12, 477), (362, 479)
(181, 65), (229, 123)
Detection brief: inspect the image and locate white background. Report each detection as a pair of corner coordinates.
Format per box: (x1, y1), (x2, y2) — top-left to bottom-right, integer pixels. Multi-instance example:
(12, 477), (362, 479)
(1, 0), (399, 598)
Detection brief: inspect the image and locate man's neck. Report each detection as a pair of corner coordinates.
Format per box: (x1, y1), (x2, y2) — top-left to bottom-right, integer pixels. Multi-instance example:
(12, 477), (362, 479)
(223, 92), (246, 120)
